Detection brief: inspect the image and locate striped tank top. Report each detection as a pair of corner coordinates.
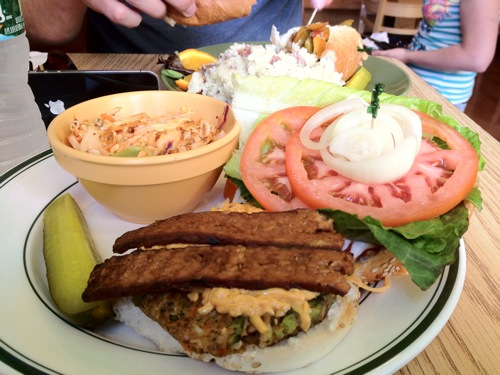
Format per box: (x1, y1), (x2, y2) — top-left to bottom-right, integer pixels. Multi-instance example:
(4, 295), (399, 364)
(408, 0), (476, 105)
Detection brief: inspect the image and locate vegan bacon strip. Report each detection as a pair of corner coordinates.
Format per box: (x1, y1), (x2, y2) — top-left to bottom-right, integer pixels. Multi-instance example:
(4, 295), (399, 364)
(112, 209), (344, 254)
(83, 245), (354, 302)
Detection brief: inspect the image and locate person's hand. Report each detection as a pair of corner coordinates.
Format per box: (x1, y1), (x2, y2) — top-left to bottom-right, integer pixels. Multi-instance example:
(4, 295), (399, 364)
(310, 0), (333, 10)
(83, 0), (196, 28)
(372, 48), (410, 64)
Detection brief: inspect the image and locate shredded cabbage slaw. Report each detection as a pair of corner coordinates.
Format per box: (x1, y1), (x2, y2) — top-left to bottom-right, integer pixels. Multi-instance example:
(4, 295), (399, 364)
(68, 106), (226, 157)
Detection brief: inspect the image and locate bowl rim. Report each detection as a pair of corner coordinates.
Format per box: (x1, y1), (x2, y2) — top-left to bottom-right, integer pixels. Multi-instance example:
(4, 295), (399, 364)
(46, 91), (241, 166)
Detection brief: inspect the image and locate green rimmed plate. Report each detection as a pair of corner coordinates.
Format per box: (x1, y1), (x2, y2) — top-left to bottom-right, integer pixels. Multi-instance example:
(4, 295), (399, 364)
(1, 151), (463, 375)
(161, 43), (411, 96)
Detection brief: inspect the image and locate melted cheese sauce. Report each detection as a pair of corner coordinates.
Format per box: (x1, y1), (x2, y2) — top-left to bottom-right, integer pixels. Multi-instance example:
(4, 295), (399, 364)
(189, 288), (319, 334)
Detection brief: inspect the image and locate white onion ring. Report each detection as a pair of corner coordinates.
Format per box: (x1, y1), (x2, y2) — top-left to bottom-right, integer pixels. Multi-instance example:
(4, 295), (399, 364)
(299, 96), (368, 150)
(300, 101), (423, 184)
(325, 110), (406, 161)
(320, 135), (419, 184)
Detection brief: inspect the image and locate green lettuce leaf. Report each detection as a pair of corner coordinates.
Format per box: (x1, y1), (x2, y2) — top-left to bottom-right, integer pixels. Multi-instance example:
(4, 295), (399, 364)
(224, 75), (483, 290)
(319, 203), (469, 290)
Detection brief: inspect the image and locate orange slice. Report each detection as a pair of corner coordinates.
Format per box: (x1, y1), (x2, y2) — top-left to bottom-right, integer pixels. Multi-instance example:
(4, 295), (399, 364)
(178, 49), (217, 71)
(175, 74), (192, 90)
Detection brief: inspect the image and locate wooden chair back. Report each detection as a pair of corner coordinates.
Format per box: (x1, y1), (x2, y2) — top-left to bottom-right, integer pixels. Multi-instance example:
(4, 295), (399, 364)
(359, 0), (423, 36)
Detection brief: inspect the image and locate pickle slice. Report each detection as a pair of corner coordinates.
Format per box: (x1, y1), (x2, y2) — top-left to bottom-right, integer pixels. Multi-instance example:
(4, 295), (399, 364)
(43, 193), (114, 327)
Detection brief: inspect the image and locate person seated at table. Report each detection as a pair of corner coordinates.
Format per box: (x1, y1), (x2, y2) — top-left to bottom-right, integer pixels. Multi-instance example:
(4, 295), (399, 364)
(373, 0), (498, 111)
(22, 0), (333, 54)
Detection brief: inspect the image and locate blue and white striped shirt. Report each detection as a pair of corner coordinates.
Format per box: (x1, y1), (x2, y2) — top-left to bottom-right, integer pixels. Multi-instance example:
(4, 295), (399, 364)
(408, 0), (476, 105)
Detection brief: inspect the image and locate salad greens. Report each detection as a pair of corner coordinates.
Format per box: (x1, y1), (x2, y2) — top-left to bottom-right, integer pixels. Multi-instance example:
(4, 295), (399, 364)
(224, 75), (483, 291)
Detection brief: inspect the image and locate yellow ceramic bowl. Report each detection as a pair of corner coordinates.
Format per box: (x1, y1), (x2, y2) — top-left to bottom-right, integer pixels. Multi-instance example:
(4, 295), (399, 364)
(47, 91), (240, 223)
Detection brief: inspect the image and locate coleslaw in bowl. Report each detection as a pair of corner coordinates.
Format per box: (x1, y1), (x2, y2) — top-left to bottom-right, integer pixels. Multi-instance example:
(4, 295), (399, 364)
(47, 91), (240, 223)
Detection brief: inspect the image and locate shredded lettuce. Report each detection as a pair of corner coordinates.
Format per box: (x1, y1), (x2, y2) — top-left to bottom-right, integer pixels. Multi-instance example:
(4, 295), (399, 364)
(224, 75), (483, 290)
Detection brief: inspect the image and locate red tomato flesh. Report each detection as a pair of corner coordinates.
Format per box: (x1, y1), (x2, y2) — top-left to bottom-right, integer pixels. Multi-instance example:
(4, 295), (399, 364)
(285, 110), (478, 226)
(241, 107), (478, 227)
(240, 107), (320, 211)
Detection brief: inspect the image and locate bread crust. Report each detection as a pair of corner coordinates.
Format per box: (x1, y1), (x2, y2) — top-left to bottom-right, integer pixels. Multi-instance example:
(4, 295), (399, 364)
(323, 25), (368, 81)
(166, 0), (257, 26)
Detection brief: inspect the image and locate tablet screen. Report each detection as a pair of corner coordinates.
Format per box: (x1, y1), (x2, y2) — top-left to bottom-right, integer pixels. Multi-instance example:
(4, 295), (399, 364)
(28, 71), (160, 128)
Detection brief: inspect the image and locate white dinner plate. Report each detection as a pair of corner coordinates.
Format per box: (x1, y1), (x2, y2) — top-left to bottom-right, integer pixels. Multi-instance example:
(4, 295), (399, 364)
(0, 151), (465, 375)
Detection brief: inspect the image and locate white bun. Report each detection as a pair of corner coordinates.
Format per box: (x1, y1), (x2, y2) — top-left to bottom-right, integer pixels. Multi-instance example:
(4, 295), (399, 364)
(191, 284), (359, 373)
(113, 297), (185, 354)
(114, 284), (359, 373)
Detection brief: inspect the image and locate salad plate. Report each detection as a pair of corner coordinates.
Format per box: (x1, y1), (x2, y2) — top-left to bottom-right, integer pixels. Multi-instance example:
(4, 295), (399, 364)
(161, 43), (411, 96)
(0, 151), (464, 375)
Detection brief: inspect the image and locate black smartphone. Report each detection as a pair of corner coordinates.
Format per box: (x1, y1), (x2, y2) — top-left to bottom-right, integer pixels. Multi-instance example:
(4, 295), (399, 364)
(28, 70), (160, 128)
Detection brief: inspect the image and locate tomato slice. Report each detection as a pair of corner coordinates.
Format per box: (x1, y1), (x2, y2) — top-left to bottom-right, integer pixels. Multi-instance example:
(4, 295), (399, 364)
(240, 106), (320, 211)
(285, 110), (479, 227)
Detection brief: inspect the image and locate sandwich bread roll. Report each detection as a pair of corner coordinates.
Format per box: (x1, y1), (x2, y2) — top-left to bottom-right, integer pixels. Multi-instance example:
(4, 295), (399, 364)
(276, 23), (367, 81)
(114, 284), (359, 373)
(83, 208), (361, 373)
(325, 25), (368, 81)
(166, 0), (257, 26)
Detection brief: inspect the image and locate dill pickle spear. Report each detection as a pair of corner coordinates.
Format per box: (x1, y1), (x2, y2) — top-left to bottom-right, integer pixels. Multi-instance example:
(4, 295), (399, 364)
(43, 193), (114, 327)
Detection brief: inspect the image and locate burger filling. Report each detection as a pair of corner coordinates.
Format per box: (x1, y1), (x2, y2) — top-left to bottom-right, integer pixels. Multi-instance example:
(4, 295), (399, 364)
(134, 289), (337, 357)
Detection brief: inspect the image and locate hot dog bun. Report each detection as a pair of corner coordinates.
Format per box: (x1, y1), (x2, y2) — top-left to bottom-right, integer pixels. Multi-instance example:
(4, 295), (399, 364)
(166, 0), (257, 26)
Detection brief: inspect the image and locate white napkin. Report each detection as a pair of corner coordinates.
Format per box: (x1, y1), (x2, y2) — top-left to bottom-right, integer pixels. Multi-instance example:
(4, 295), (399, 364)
(29, 51), (48, 70)
(362, 32), (390, 50)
